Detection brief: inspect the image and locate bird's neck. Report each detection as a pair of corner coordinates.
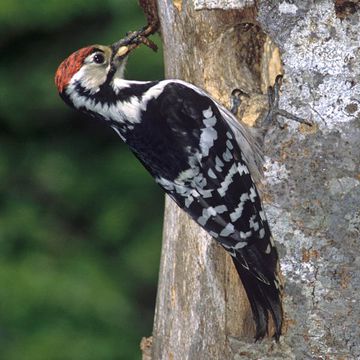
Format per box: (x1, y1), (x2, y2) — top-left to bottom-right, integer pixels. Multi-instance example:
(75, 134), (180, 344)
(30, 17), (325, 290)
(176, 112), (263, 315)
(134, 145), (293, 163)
(110, 78), (157, 102)
(67, 78), (158, 125)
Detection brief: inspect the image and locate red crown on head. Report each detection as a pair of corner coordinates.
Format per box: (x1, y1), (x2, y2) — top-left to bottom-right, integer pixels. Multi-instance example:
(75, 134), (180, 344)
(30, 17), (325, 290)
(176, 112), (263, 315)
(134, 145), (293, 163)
(55, 46), (95, 93)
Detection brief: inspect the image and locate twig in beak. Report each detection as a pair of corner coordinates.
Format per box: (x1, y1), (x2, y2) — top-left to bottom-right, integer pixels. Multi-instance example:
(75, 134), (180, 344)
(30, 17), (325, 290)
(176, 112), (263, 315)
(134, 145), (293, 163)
(137, 35), (158, 52)
(111, 24), (158, 57)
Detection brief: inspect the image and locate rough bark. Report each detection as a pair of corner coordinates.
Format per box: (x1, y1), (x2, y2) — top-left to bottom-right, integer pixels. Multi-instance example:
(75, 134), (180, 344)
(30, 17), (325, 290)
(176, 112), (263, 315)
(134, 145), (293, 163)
(147, 0), (360, 359)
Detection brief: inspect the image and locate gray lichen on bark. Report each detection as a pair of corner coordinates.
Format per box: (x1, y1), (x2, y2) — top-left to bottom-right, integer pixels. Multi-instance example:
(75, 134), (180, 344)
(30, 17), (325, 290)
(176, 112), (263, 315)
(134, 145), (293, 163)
(194, 0), (254, 10)
(255, 1), (360, 358)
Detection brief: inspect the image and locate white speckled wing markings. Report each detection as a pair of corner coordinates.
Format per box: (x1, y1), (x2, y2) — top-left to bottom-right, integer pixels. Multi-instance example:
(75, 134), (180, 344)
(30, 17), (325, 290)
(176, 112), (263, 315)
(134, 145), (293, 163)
(146, 81), (282, 339)
(150, 85), (276, 263)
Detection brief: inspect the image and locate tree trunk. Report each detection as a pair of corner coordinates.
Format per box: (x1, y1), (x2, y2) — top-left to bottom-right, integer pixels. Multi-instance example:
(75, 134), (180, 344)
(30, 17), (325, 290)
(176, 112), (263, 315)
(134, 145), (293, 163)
(146, 1), (360, 359)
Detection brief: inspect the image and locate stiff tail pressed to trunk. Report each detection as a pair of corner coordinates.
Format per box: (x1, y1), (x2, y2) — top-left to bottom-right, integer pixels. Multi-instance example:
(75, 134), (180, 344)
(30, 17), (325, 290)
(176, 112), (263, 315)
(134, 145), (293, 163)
(232, 244), (283, 340)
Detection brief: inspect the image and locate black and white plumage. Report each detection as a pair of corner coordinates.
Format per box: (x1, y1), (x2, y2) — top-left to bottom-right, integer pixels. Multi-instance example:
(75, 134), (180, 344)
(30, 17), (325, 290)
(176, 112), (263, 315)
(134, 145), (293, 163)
(55, 42), (283, 340)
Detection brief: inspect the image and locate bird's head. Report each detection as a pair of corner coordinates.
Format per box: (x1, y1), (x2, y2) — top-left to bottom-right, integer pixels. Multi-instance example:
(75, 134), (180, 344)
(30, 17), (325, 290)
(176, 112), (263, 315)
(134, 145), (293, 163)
(55, 41), (133, 107)
(55, 26), (157, 111)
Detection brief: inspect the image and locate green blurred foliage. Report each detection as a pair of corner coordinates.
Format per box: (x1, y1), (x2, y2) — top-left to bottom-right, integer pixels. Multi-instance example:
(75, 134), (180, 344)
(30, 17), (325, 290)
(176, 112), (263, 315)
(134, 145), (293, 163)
(0, 1), (164, 359)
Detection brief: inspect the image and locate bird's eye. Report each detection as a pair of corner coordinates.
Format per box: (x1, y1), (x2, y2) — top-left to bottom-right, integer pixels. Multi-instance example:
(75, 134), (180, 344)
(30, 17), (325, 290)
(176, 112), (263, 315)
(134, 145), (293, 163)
(93, 53), (105, 64)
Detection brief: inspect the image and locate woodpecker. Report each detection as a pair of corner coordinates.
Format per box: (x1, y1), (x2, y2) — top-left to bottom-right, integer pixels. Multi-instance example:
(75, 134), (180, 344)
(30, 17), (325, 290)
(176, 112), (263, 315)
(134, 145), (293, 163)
(55, 31), (293, 340)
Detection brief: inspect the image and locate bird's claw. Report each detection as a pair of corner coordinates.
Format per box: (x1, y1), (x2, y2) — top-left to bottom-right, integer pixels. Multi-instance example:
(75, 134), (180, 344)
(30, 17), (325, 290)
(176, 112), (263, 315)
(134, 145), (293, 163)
(265, 75), (313, 127)
(230, 88), (250, 115)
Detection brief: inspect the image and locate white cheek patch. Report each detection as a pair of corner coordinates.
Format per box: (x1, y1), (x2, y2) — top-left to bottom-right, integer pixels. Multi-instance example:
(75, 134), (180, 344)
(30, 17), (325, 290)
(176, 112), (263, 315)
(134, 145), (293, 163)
(71, 65), (107, 94)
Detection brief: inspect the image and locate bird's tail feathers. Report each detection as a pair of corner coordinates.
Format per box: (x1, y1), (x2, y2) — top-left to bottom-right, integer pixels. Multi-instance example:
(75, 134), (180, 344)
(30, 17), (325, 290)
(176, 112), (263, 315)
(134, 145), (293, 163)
(232, 244), (283, 341)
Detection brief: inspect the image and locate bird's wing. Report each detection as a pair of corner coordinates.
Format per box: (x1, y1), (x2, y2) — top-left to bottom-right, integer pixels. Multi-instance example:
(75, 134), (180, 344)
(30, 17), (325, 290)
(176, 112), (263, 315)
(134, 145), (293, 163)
(129, 82), (269, 250)
(125, 80), (282, 339)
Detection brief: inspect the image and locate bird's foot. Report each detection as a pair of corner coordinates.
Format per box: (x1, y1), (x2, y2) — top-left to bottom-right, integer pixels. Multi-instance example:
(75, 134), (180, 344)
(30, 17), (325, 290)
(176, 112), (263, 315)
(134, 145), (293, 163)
(264, 75), (312, 128)
(230, 88), (250, 115)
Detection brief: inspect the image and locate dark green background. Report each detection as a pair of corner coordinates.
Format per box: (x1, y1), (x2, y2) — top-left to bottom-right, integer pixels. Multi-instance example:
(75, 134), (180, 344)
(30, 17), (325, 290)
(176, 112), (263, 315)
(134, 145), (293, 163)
(0, 1), (164, 359)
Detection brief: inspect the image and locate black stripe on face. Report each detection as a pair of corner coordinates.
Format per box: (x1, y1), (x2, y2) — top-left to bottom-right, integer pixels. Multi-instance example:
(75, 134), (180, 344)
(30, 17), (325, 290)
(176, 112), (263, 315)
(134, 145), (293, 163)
(103, 64), (117, 86)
